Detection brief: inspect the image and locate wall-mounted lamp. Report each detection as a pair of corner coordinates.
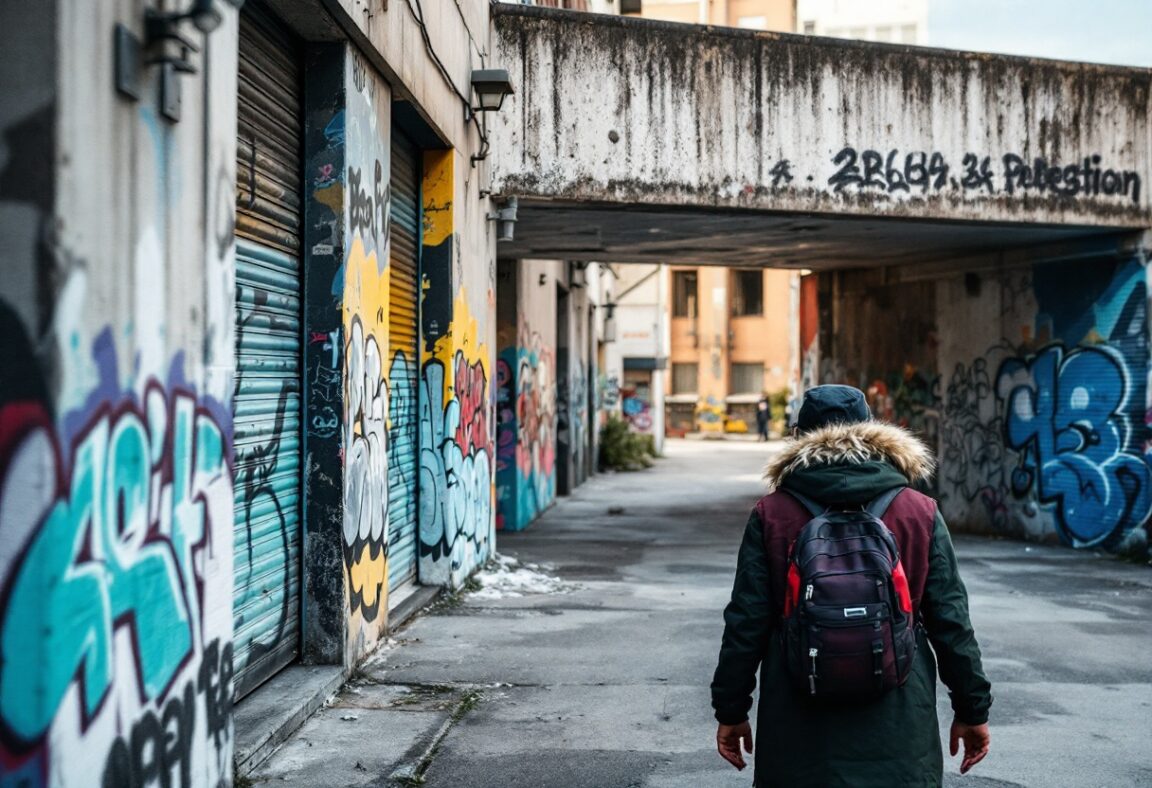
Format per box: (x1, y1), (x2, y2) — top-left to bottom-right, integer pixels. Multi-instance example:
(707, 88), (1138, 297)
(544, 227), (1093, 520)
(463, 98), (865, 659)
(116, 0), (241, 121)
(470, 69), (514, 116)
(603, 301), (618, 343)
(487, 196), (518, 242)
(469, 69), (514, 167)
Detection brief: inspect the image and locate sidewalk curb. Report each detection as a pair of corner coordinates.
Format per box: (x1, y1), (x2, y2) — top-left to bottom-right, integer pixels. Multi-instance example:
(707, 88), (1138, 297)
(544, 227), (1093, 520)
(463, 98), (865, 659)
(234, 585), (444, 778)
(233, 664), (347, 777)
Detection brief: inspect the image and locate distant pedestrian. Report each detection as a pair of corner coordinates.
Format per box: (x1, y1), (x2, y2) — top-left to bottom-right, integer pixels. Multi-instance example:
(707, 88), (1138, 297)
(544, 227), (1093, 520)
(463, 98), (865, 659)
(711, 384), (992, 786)
(755, 394), (770, 442)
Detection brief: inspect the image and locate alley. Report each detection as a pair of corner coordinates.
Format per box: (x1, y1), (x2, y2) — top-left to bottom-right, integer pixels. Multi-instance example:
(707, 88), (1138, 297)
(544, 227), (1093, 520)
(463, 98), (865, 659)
(254, 440), (1152, 788)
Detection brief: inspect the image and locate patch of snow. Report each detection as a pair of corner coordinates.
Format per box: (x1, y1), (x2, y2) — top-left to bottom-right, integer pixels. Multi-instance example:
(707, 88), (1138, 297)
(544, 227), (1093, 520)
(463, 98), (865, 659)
(470, 554), (579, 600)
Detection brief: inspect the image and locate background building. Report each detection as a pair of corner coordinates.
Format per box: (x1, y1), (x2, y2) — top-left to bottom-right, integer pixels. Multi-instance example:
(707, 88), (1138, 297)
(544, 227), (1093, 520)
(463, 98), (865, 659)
(796, 0), (928, 43)
(625, 0), (795, 30)
(666, 267), (799, 436)
(602, 264), (668, 449)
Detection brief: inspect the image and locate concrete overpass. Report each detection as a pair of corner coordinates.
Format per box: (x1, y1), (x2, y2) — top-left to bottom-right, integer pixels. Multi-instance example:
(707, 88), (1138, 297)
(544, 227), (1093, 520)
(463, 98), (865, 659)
(489, 6), (1152, 268)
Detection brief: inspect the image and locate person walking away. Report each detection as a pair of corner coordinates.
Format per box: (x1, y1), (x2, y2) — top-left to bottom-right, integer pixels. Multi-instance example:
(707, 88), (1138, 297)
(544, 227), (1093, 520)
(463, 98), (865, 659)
(755, 394), (771, 442)
(711, 384), (992, 786)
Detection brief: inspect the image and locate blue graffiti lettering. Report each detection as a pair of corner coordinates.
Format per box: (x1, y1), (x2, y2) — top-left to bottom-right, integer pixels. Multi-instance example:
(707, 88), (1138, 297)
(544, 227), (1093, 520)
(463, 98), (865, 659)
(997, 344), (1152, 547)
(418, 357), (492, 572)
(0, 386), (226, 746)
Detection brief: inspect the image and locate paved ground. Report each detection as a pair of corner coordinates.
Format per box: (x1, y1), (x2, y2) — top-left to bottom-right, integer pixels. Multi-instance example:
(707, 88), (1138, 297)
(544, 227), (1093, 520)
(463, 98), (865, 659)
(253, 439), (1152, 787)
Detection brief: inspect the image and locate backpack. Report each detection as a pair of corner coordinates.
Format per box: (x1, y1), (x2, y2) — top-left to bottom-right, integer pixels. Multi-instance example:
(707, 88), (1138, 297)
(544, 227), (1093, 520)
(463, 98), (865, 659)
(781, 487), (918, 702)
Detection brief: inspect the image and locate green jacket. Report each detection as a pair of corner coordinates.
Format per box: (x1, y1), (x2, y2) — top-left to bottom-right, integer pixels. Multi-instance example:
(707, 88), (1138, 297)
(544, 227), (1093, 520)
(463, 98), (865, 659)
(711, 423), (992, 787)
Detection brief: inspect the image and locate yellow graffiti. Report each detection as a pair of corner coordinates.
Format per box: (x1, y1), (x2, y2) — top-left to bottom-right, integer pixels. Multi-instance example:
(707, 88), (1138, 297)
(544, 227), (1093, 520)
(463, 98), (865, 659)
(314, 182), (344, 217)
(349, 543), (387, 613)
(342, 234), (390, 625)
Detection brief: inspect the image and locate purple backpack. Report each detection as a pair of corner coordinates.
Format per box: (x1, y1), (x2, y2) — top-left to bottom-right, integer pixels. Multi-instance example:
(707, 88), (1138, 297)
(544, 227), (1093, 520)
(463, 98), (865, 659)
(781, 487), (918, 701)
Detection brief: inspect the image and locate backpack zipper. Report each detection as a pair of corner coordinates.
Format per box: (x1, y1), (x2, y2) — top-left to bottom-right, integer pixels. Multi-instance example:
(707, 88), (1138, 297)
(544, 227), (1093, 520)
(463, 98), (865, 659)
(808, 647), (818, 694)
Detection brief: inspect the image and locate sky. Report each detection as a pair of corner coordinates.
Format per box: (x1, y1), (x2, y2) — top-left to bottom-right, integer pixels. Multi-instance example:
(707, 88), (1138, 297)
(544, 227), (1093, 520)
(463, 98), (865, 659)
(928, 0), (1152, 68)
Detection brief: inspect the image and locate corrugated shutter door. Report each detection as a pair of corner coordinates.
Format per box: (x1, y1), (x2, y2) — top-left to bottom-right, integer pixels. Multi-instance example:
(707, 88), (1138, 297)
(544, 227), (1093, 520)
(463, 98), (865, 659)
(387, 131), (421, 590)
(232, 6), (302, 699)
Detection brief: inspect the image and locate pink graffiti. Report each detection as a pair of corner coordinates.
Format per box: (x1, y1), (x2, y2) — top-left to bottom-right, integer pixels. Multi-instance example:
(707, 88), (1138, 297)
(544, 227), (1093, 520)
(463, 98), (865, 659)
(453, 354), (490, 457)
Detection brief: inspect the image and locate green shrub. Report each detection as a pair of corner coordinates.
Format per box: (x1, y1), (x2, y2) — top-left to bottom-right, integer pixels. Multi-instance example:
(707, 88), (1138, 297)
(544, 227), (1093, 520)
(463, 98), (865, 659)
(600, 415), (656, 471)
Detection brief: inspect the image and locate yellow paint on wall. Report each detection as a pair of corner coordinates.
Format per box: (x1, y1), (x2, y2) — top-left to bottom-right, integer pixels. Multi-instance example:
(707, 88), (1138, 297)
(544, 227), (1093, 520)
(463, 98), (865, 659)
(426, 289), (490, 402)
(349, 544), (386, 612)
(314, 182), (344, 217)
(422, 149), (453, 248)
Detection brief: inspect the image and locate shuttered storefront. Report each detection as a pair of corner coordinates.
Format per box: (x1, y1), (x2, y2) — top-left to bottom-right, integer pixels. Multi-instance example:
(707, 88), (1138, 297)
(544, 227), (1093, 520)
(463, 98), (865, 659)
(387, 131), (421, 590)
(232, 6), (303, 699)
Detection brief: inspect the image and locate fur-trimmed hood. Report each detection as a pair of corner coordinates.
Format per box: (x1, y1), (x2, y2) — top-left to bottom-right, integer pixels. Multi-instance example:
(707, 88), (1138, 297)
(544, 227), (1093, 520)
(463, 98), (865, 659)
(763, 421), (935, 489)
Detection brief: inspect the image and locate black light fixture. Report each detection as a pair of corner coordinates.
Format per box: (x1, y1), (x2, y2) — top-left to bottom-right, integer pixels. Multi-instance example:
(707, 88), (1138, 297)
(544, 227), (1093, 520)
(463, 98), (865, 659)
(603, 301), (618, 343)
(470, 69), (514, 115)
(117, 0), (241, 120)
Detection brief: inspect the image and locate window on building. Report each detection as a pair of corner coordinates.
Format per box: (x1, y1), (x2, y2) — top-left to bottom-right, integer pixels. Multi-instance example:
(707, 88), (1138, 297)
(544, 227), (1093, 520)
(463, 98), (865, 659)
(848, 27), (867, 40)
(803, 20), (816, 34)
(672, 270), (698, 318)
(874, 26), (893, 42)
(730, 269), (763, 317)
(737, 15), (767, 29)
(730, 363), (765, 395)
(900, 24), (918, 43)
(671, 363), (698, 395)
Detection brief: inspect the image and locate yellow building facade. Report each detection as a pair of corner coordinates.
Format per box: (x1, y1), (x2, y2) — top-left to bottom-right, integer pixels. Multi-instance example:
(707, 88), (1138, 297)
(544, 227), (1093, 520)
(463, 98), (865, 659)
(666, 267), (798, 435)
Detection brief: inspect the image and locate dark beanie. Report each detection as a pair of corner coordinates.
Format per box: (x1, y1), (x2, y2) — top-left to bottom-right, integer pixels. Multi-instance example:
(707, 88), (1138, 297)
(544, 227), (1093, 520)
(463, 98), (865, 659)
(795, 385), (871, 433)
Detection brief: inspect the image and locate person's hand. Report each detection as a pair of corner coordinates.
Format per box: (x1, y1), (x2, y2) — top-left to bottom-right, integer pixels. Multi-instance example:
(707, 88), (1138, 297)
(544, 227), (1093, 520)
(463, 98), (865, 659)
(716, 720), (753, 771)
(949, 720), (990, 775)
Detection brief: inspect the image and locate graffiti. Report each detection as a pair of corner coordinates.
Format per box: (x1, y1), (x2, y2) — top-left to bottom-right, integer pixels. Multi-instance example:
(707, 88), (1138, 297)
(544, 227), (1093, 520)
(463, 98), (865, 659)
(347, 160), (389, 256)
(307, 328), (341, 438)
(515, 333), (556, 521)
(769, 159), (794, 188)
(344, 316), (388, 622)
(101, 639), (232, 788)
(996, 343), (1152, 547)
(234, 285), (298, 682)
(350, 52), (373, 98)
(453, 354), (490, 457)
(621, 386), (653, 433)
(826, 147), (1141, 204)
(940, 358), (1009, 529)
(418, 355), (492, 568)
(495, 356), (516, 474)
(599, 374), (620, 409)
(0, 334), (232, 786)
(570, 364), (589, 480)
(495, 354), (517, 530)
(0, 389), (224, 744)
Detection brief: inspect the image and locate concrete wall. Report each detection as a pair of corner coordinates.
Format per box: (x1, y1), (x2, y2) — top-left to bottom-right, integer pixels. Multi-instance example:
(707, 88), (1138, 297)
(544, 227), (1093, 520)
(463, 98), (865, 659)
(0, 1), (238, 784)
(493, 6), (1151, 228)
(818, 236), (1152, 558)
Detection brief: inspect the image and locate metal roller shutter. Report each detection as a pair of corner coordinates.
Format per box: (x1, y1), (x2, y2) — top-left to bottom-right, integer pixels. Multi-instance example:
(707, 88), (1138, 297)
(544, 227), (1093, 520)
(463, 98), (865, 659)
(387, 131), (421, 590)
(232, 6), (303, 699)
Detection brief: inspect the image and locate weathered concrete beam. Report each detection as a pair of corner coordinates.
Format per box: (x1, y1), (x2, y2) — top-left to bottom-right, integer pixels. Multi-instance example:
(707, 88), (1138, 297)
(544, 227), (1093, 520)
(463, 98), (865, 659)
(491, 6), (1152, 229)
